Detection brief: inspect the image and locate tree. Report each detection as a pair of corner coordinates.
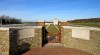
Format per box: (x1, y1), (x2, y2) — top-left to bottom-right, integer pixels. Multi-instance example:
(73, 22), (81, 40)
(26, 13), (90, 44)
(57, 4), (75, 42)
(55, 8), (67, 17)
(0, 15), (22, 24)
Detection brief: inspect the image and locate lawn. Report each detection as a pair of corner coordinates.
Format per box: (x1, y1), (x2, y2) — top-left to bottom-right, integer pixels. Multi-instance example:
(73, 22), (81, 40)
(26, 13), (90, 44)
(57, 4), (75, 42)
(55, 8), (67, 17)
(47, 24), (58, 34)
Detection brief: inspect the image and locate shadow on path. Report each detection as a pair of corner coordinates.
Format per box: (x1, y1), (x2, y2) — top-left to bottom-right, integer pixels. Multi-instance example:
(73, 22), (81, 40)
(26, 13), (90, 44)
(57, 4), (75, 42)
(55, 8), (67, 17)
(10, 29), (30, 55)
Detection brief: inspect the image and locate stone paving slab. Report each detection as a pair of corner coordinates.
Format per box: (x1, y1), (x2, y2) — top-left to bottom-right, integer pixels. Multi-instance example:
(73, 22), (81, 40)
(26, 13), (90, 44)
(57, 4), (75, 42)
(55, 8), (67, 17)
(44, 43), (62, 47)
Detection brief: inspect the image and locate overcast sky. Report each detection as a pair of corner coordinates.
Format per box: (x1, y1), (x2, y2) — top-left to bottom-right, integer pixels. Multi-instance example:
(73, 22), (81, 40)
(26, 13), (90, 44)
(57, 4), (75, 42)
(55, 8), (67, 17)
(0, 0), (100, 21)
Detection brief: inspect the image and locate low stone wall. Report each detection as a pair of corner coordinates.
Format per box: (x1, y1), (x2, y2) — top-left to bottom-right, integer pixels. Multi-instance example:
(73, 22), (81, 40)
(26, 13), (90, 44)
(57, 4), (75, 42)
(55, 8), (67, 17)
(61, 26), (100, 55)
(9, 27), (42, 55)
(0, 28), (9, 55)
(18, 28), (42, 48)
(0, 26), (43, 55)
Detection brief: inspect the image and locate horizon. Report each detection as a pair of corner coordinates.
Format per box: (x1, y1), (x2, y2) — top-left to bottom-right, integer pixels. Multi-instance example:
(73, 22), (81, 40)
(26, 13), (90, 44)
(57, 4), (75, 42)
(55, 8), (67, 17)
(0, 0), (100, 22)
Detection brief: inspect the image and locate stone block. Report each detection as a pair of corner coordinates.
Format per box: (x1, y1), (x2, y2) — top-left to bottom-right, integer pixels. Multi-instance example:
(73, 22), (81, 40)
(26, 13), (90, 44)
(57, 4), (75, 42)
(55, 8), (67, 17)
(0, 30), (9, 55)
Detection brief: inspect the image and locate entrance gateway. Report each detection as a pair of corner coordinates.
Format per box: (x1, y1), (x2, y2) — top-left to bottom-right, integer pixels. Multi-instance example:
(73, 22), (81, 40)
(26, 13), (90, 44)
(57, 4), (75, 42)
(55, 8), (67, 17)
(37, 19), (67, 43)
(46, 24), (61, 43)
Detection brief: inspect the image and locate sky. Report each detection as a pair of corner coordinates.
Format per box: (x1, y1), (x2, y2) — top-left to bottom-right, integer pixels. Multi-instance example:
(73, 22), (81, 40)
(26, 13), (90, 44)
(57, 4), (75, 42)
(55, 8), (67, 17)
(0, 0), (100, 21)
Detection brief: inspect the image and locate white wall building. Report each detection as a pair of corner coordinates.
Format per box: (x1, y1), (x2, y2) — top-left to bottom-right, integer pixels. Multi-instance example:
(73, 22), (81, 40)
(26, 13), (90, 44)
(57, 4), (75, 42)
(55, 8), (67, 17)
(53, 19), (59, 25)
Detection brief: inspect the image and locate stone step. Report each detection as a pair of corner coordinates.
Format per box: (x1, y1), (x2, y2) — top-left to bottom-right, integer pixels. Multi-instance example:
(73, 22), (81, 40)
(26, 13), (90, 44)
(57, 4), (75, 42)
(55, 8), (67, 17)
(44, 43), (62, 47)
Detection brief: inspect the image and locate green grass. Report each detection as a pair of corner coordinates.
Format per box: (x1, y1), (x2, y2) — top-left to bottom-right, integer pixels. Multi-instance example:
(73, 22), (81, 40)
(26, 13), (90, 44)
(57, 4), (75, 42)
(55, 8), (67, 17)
(68, 22), (100, 27)
(47, 24), (58, 34)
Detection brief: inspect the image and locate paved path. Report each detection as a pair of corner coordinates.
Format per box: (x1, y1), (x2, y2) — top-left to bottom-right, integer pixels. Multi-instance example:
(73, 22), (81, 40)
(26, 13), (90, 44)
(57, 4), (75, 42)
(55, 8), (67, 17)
(22, 43), (92, 55)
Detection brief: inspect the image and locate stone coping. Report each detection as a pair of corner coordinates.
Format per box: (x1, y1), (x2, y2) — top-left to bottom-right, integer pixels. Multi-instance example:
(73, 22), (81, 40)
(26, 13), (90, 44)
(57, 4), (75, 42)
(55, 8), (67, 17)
(0, 26), (42, 30)
(0, 27), (9, 30)
(62, 26), (100, 31)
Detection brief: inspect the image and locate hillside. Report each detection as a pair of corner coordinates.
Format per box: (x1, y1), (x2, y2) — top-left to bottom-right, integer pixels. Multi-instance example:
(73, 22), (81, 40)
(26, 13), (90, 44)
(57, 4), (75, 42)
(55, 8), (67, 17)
(69, 18), (100, 23)
(68, 18), (100, 27)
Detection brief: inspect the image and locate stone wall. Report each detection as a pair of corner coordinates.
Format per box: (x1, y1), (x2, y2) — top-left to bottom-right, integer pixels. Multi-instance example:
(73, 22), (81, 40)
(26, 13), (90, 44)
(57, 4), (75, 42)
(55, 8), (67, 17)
(18, 28), (35, 39)
(61, 27), (100, 55)
(0, 28), (9, 55)
(9, 27), (42, 55)
(0, 26), (43, 55)
(19, 28), (42, 48)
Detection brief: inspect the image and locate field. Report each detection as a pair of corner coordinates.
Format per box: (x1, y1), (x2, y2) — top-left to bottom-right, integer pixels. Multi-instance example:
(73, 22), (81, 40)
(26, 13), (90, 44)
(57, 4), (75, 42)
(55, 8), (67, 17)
(68, 22), (100, 27)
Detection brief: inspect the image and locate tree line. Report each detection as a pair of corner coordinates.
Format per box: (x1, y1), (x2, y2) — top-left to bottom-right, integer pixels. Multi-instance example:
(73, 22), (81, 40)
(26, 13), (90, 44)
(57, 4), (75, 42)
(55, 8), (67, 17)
(0, 15), (22, 24)
(69, 18), (100, 23)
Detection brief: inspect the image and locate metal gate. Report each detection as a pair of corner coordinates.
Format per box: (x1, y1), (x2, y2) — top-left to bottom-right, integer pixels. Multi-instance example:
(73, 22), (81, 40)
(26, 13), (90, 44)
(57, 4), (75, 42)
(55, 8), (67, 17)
(47, 29), (61, 43)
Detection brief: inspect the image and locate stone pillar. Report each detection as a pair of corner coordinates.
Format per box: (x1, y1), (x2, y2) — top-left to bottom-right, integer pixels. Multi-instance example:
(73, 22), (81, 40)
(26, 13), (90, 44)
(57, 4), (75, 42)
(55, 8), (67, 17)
(0, 28), (9, 55)
(37, 20), (45, 26)
(60, 20), (67, 26)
